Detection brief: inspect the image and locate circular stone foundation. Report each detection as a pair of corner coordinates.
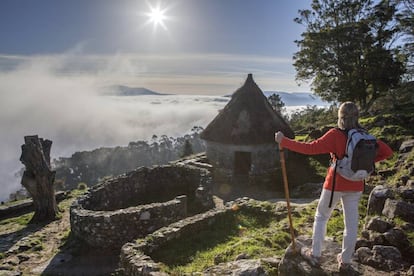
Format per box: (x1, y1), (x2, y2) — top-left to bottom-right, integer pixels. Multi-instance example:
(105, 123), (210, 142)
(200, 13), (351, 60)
(118, 198), (281, 275)
(70, 164), (213, 249)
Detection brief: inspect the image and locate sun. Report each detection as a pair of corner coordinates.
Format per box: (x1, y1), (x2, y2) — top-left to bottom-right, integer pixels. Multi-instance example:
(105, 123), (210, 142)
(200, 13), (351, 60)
(148, 7), (166, 26)
(144, 2), (169, 31)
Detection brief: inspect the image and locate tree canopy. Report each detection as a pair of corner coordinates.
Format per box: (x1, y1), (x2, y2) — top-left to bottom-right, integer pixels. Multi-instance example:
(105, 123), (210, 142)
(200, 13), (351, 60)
(294, 0), (407, 112)
(397, 0), (414, 76)
(267, 93), (286, 115)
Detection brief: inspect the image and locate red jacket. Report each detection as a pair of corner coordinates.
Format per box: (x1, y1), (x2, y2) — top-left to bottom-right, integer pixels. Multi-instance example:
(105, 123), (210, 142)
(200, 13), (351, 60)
(280, 128), (393, 192)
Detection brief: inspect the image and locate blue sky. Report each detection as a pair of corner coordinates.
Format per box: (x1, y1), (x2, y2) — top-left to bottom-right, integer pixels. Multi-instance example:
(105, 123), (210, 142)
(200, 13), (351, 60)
(0, 0), (312, 94)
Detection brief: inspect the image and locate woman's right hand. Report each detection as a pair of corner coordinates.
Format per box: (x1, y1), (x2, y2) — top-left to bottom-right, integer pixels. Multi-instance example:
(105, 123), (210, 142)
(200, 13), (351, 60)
(275, 131), (285, 143)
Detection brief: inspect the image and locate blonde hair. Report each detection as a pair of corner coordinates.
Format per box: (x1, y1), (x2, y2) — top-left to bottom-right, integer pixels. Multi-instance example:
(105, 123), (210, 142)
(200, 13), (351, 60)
(337, 102), (361, 130)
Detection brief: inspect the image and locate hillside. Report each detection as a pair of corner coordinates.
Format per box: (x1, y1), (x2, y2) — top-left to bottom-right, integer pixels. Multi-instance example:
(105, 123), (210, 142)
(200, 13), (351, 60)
(53, 128), (205, 190)
(1, 111), (413, 275)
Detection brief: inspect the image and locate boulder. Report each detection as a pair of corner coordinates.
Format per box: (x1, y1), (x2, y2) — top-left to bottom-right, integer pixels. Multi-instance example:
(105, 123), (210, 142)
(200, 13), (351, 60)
(204, 259), (268, 275)
(383, 228), (410, 253)
(382, 199), (414, 223)
(355, 238), (372, 249)
(367, 185), (393, 215)
(357, 245), (403, 272)
(370, 232), (387, 246)
(278, 236), (346, 276)
(399, 139), (414, 153)
(400, 186), (414, 201)
(356, 246), (372, 263)
(291, 182), (323, 198)
(372, 245), (403, 271)
(366, 216), (393, 233)
(407, 265), (414, 276)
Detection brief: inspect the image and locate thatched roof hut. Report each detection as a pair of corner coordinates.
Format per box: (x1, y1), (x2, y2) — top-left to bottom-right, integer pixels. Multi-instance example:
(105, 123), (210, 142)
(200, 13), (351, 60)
(200, 74), (294, 179)
(201, 74), (294, 144)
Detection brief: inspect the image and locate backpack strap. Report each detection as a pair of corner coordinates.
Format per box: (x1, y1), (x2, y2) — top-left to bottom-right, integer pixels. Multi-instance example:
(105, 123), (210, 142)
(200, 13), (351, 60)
(328, 158), (338, 208)
(328, 128), (349, 208)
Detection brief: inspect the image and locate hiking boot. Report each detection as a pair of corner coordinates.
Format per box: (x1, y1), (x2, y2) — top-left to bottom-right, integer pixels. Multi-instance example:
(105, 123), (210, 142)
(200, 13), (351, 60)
(337, 253), (359, 275)
(300, 247), (321, 267)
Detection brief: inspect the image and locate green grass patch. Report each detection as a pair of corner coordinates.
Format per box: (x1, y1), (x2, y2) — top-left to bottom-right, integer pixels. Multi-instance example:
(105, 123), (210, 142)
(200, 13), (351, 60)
(388, 150), (414, 186)
(359, 116), (376, 126)
(30, 237), (44, 251)
(0, 212), (33, 228)
(58, 188), (88, 210)
(326, 208), (344, 240)
(325, 193), (369, 243)
(292, 204), (316, 236)
(406, 231), (414, 247)
(308, 156), (329, 178)
(294, 135), (308, 142)
(375, 152), (398, 172)
(152, 210), (290, 275)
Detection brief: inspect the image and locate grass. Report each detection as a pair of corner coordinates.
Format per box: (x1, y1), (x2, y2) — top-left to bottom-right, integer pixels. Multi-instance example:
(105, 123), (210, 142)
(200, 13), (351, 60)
(0, 212), (33, 227)
(294, 134), (308, 142)
(292, 204), (316, 235)
(375, 152), (398, 172)
(0, 188), (87, 230)
(388, 150), (414, 186)
(325, 193), (370, 242)
(28, 237), (44, 251)
(151, 209), (290, 275)
(407, 232), (414, 247)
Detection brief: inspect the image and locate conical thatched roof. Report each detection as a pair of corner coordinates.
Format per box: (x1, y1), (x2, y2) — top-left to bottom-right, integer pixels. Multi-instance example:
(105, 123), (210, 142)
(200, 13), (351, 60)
(200, 74), (294, 145)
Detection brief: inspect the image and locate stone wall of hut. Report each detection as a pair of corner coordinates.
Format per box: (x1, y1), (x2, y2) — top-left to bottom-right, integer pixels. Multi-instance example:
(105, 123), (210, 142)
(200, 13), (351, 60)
(205, 141), (279, 176)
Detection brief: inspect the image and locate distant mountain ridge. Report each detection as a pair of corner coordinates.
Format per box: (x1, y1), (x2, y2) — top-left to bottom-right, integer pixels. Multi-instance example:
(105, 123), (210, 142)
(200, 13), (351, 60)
(263, 91), (327, 106)
(106, 85), (327, 106)
(106, 85), (167, 96)
(224, 90), (327, 106)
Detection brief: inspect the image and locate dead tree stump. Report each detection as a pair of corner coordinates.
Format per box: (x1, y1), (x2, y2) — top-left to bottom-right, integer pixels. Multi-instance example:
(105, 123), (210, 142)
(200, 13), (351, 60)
(20, 135), (59, 223)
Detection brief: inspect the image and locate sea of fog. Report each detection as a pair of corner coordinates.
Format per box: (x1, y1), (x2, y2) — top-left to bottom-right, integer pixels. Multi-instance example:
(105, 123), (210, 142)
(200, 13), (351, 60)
(0, 92), (326, 202)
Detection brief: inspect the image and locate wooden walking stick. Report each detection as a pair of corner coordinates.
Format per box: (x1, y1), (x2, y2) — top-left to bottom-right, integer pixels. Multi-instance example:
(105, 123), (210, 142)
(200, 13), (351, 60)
(279, 143), (296, 250)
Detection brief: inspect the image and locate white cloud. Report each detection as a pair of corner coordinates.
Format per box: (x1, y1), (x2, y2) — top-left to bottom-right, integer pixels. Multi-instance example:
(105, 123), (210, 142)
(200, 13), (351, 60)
(0, 55), (231, 201)
(0, 52), (312, 201)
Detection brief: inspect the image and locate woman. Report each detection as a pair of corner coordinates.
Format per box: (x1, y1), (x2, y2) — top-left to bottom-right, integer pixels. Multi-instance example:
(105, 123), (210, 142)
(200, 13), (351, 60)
(275, 102), (393, 271)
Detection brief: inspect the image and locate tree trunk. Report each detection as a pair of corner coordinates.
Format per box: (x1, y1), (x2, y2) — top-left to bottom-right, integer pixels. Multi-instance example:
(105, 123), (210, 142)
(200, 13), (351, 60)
(20, 135), (59, 223)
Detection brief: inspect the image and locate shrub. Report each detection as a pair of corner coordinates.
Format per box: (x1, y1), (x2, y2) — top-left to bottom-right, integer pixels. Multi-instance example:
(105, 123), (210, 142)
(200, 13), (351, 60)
(77, 182), (87, 190)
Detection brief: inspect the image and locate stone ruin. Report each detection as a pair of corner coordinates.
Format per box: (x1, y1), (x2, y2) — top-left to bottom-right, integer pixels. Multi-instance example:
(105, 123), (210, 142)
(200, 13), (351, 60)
(70, 164), (214, 249)
(69, 160), (288, 274)
(120, 208), (230, 275)
(119, 198), (284, 275)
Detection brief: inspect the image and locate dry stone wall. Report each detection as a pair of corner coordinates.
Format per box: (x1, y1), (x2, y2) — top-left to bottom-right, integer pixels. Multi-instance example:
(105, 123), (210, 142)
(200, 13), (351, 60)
(120, 208), (229, 275)
(70, 164), (213, 249)
(119, 197), (282, 275)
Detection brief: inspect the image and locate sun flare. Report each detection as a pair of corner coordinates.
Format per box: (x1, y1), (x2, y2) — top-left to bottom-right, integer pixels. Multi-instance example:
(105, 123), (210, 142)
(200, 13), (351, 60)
(149, 7), (166, 25)
(144, 3), (169, 31)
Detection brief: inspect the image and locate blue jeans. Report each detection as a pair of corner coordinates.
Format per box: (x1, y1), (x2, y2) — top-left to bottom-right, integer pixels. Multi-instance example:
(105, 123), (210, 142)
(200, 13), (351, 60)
(312, 188), (362, 263)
